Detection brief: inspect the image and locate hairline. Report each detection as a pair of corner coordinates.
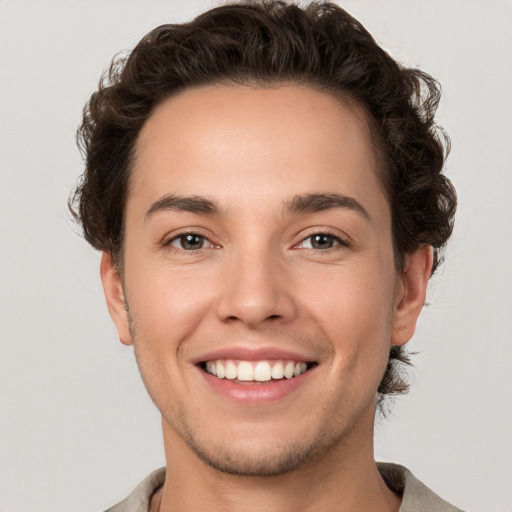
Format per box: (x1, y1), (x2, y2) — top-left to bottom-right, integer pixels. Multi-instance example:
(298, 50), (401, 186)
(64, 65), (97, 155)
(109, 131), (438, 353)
(113, 79), (396, 275)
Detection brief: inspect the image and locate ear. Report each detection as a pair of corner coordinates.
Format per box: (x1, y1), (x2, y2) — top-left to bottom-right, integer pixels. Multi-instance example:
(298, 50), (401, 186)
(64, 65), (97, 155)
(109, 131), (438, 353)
(391, 245), (433, 347)
(100, 251), (132, 345)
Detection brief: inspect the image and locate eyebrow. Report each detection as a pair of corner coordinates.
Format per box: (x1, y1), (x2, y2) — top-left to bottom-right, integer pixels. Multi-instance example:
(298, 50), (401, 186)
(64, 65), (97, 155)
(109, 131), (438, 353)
(145, 194), (221, 220)
(286, 193), (370, 219)
(144, 191), (369, 221)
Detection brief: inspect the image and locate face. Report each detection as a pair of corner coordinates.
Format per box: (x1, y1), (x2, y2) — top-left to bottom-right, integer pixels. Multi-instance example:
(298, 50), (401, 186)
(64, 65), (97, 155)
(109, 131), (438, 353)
(102, 85), (430, 476)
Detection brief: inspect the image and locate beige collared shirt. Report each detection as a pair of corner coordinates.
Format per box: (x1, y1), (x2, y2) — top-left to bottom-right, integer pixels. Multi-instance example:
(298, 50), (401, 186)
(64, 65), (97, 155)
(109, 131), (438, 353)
(104, 463), (463, 511)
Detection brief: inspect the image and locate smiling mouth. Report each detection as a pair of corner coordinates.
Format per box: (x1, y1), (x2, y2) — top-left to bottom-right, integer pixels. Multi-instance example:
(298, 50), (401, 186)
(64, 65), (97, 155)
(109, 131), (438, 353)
(200, 359), (317, 383)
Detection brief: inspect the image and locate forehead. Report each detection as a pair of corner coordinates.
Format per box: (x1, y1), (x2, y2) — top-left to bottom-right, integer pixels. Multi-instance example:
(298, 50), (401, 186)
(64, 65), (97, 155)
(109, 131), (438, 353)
(129, 84), (387, 220)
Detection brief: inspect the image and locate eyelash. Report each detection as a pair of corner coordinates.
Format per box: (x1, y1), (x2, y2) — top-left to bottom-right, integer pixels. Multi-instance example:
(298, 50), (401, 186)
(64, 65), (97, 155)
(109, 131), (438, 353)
(296, 231), (349, 253)
(163, 230), (349, 254)
(163, 231), (215, 253)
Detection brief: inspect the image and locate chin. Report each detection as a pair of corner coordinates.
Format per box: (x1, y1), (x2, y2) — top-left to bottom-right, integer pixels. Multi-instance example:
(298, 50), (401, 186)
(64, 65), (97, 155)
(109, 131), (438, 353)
(189, 440), (322, 477)
(176, 418), (350, 477)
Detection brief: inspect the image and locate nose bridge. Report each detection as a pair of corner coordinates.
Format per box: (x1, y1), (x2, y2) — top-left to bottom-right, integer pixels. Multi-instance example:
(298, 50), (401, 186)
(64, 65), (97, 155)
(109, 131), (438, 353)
(216, 239), (295, 327)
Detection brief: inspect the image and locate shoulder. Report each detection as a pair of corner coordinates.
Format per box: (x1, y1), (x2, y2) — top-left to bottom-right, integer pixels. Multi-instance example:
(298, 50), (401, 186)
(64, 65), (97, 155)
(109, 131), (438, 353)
(377, 462), (464, 512)
(103, 468), (166, 512)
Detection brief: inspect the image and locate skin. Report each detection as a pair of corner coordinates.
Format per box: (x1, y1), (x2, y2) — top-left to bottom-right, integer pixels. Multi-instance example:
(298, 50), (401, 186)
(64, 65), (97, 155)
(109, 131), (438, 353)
(101, 85), (432, 512)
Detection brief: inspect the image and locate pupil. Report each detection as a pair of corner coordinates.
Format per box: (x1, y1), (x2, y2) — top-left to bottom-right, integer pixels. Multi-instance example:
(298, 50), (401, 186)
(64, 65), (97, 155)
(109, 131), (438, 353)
(182, 234), (203, 250)
(312, 234), (333, 249)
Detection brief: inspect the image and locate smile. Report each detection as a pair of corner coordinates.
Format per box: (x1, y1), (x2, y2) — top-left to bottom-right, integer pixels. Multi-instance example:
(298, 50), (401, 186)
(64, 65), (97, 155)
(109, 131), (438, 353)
(203, 359), (313, 382)
(196, 351), (319, 403)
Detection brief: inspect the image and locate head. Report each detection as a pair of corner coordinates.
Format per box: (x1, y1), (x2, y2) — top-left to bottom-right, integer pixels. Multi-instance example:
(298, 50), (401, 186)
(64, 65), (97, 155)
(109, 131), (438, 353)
(70, 0), (456, 474)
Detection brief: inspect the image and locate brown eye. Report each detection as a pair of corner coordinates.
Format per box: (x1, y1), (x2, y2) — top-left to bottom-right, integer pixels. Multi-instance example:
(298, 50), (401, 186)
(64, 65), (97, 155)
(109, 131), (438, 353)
(300, 233), (341, 250)
(170, 234), (207, 250)
(310, 234), (336, 249)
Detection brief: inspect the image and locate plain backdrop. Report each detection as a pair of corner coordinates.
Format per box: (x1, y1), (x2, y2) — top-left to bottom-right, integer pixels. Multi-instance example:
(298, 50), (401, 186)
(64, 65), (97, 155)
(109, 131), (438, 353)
(1, 1), (511, 511)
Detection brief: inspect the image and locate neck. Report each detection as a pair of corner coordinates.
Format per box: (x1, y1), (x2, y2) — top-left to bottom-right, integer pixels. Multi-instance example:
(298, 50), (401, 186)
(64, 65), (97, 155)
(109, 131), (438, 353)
(155, 408), (401, 512)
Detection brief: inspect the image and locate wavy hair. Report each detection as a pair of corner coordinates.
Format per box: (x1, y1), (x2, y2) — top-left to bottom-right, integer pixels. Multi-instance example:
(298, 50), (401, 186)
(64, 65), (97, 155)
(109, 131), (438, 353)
(70, 1), (457, 402)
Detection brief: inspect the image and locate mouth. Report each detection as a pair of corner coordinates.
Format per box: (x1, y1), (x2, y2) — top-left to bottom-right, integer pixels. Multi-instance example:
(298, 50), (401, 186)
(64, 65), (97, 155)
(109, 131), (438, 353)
(199, 359), (318, 383)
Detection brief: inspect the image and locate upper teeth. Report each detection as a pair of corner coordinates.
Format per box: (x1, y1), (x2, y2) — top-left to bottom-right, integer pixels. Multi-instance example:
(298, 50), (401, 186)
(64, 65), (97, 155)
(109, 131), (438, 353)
(205, 360), (308, 382)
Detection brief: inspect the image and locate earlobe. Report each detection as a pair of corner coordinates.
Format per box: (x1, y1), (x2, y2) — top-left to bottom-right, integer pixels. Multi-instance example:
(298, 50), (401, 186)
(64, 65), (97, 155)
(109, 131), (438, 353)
(100, 252), (132, 345)
(391, 245), (433, 347)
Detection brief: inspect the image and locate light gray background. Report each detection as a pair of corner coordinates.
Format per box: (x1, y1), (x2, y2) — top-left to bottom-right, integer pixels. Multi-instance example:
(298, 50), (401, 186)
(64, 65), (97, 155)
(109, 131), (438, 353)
(1, 1), (511, 510)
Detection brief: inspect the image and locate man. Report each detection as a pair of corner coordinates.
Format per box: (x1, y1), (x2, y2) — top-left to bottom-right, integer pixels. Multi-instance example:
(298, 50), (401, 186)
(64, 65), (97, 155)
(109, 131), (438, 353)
(70, 1), (459, 510)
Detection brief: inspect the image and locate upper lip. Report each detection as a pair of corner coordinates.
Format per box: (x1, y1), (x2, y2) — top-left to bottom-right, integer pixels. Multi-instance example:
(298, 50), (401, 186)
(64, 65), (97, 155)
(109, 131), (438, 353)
(191, 346), (317, 365)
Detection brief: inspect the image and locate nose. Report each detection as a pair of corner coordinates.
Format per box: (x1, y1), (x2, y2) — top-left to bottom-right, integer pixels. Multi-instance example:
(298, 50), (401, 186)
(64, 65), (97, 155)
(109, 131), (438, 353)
(215, 247), (297, 328)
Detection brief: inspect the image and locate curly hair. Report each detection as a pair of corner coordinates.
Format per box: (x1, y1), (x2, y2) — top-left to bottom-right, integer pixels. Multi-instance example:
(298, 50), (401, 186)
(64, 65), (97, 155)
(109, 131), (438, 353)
(70, 0), (456, 401)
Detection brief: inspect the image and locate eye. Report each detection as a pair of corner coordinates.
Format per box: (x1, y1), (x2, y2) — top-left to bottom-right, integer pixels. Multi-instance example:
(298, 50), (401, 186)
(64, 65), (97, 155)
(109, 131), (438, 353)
(299, 233), (344, 250)
(168, 233), (212, 251)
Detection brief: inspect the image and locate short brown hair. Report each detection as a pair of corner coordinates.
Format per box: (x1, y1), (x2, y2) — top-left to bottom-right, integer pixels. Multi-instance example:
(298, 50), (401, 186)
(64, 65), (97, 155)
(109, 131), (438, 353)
(70, 0), (456, 402)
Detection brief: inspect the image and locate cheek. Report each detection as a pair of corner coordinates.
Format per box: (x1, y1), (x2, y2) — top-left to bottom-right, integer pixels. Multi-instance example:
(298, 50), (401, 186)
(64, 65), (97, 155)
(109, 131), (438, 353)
(302, 262), (394, 329)
(124, 262), (218, 349)
(301, 263), (395, 375)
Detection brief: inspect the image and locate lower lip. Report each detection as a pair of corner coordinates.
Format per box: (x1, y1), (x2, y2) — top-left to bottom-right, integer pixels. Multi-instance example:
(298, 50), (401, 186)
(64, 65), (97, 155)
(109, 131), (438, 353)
(197, 366), (316, 405)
